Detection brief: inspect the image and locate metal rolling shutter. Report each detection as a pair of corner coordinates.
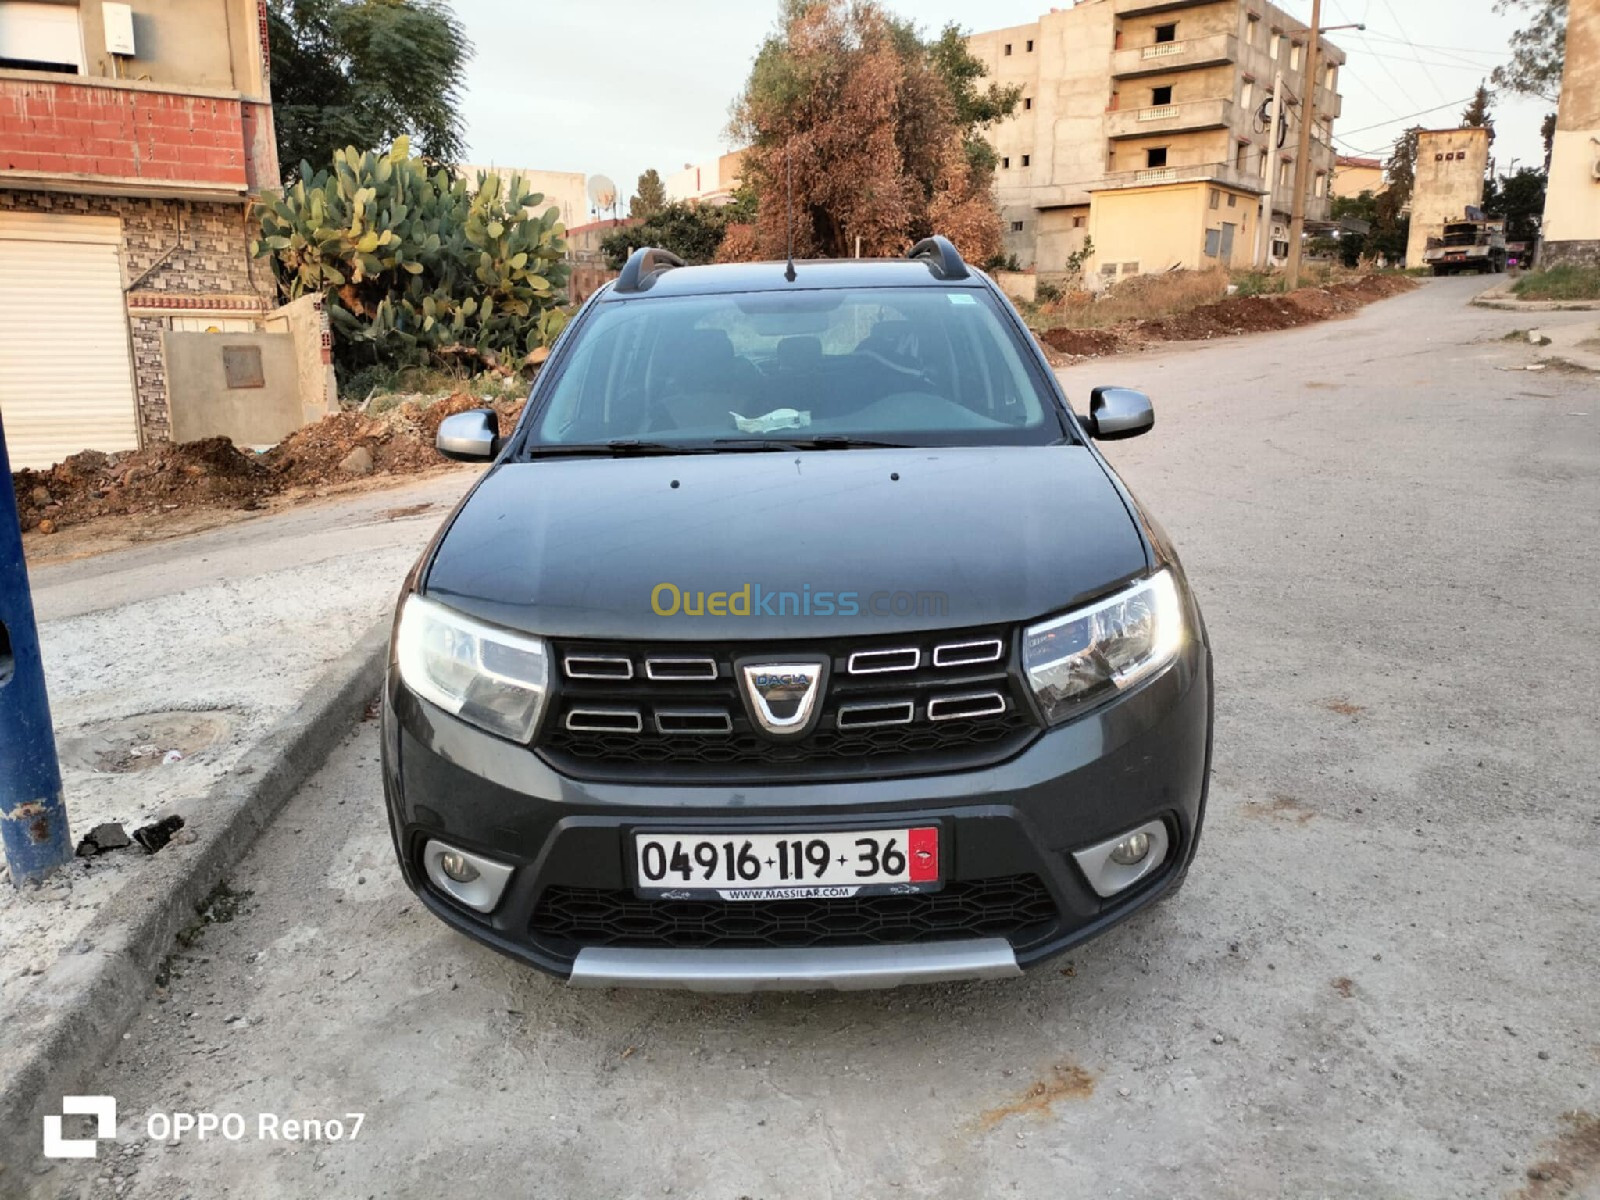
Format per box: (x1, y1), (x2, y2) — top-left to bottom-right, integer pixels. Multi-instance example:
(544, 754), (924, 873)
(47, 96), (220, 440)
(0, 213), (140, 470)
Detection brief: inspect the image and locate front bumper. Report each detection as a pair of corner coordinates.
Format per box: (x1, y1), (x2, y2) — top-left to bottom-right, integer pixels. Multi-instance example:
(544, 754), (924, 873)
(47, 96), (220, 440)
(381, 639), (1212, 990)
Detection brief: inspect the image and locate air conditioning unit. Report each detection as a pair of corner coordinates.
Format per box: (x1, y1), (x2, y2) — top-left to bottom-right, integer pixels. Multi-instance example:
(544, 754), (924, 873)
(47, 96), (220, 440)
(103, 3), (135, 56)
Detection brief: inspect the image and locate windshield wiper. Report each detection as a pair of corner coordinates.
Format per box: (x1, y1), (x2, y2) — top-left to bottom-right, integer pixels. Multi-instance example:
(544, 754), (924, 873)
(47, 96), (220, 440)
(712, 436), (913, 451)
(523, 440), (724, 458)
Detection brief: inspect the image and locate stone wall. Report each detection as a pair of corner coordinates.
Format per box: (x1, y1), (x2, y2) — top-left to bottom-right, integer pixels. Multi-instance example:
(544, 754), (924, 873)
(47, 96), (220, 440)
(1540, 239), (1600, 270)
(0, 189), (273, 443)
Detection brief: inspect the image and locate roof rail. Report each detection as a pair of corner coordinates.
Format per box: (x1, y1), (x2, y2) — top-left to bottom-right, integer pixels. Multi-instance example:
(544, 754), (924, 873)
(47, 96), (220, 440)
(614, 246), (687, 294)
(907, 235), (969, 280)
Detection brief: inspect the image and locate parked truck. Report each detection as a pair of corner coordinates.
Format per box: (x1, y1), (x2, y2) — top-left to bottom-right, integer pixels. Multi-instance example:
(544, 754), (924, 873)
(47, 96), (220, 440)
(1424, 207), (1508, 276)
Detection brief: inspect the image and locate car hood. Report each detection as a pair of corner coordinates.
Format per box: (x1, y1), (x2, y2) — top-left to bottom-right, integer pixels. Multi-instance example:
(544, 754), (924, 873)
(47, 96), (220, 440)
(424, 445), (1149, 640)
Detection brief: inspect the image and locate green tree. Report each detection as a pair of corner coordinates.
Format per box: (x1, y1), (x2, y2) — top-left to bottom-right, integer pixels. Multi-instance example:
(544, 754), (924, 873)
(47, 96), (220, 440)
(1460, 82), (1495, 146)
(267, 0), (472, 183)
(1483, 165), (1548, 243)
(1330, 191), (1380, 266)
(253, 139), (569, 374)
(629, 169), (668, 221)
(1368, 127), (1420, 264)
(1491, 0), (1566, 101)
(600, 202), (735, 270)
(926, 23), (1022, 177)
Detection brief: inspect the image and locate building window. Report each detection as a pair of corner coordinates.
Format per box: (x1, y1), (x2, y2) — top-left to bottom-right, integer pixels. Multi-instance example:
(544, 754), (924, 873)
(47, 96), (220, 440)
(1269, 32), (1281, 58)
(1151, 85), (1173, 106)
(1246, 15), (1260, 44)
(1227, 192), (1238, 207)
(1314, 172), (1326, 197)
(1073, 215), (1085, 228)
(1289, 42), (1302, 70)
(1011, 220), (1025, 232)
(1026, 39), (1034, 51)
(1021, 154), (1030, 166)
(1154, 23), (1177, 43)
(1279, 159), (1292, 186)
(1146, 147), (1168, 168)
(1210, 188), (1220, 210)
(1259, 152), (1268, 179)
(1241, 80), (1253, 111)
(1024, 96), (1032, 110)
(0, 2), (85, 74)
(1122, 262), (1140, 275)
(1325, 63), (1336, 89)
(1004, 42), (1012, 55)
(1205, 228), (1221, 257)
(1002, 156), (1011, 168)
(1236, 142), (1249, 170)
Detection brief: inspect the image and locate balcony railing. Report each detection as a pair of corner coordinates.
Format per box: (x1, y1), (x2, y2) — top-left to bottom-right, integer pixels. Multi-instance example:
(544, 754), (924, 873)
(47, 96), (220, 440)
(1106, 97), (1235, 139)
(1092, 161), (1266, 193)
(1111, 32), (1238, 78)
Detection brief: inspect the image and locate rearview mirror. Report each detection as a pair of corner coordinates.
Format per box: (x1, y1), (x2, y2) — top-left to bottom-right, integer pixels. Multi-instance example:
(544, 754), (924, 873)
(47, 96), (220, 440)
(436, 410), (501, 462)
(1083, 387), (1154, 440)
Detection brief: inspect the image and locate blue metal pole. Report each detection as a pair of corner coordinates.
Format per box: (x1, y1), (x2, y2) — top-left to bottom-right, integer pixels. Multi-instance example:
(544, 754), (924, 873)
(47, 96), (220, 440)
(0, 411), (72, 886)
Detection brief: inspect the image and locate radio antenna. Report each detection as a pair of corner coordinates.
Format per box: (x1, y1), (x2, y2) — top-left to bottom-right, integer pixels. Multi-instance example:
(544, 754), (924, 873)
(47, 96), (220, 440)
(784, 144), (797, 283)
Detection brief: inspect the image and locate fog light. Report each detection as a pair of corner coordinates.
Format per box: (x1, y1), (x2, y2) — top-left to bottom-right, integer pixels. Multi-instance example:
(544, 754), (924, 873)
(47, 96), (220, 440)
(1109, 832), (1151, 866)
(422, 839), (513, 913)
(1070, 820), (1170, 899)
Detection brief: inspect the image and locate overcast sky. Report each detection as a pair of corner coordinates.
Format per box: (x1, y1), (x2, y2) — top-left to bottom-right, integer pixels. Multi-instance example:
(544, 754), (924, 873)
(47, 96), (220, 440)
(454, 0), (1551, 220)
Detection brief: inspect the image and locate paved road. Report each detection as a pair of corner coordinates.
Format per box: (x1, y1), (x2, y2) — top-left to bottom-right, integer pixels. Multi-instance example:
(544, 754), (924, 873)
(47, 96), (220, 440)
(25, 278), (1600, 1199)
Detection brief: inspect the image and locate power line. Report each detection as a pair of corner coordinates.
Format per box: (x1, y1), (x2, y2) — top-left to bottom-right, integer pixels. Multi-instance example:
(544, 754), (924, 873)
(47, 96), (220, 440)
(1336, 93), (1484, 138)
(1377, 0), (1451, 104)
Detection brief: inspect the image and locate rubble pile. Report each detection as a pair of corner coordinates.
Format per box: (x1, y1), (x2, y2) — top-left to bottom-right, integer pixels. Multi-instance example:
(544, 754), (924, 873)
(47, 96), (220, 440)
(13, 393), (526, 534)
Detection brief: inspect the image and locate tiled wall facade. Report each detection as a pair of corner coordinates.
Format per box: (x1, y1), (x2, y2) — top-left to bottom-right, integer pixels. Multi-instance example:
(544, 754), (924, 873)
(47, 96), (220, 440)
(0, 188), (273, 443)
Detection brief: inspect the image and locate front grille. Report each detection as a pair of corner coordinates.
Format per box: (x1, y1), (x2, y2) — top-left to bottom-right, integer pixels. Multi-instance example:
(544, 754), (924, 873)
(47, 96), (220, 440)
(539, 627), (1041, 781)
(529, 874), (1061, 952)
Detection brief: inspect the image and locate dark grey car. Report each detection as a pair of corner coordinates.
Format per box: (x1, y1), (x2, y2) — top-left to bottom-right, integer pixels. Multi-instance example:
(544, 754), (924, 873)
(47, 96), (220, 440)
(381, 237), (1212, 991)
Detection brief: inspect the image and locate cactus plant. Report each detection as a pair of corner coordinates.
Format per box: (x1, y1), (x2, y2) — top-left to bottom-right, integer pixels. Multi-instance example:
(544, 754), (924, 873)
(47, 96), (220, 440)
(252, 137), (571, 373)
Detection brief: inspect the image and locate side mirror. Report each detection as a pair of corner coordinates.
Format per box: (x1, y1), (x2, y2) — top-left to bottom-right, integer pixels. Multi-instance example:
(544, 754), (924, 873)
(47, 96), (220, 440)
(1083, 386), (1154, 440)
(436, 409), (501, 462)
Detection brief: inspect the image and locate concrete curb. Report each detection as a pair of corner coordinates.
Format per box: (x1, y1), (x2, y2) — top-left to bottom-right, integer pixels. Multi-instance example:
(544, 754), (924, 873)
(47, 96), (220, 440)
(0, 618), (388, 1176)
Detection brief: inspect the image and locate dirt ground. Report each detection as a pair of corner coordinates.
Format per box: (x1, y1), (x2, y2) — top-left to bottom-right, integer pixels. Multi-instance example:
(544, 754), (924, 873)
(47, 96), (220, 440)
(1036, 273), (1418, 363)
(11, 394), (525, 542)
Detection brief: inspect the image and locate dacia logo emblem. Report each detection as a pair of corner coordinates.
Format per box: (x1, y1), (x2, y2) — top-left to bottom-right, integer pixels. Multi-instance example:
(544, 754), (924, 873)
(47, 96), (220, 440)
(738, 659), (827, 737)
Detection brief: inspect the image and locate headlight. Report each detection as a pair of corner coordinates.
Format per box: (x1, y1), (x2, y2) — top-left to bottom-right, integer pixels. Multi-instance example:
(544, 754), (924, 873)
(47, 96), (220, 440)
(395, 595), (550, 742)
(1023, 570), (1184, 724)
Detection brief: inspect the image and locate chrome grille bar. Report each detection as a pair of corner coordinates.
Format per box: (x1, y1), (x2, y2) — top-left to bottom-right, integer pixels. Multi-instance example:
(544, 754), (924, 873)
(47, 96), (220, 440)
(644, 657), (719, 681)
(847, 648), (920, 675)
(564, 654), (634, 680)
(932, 639), (1005, 668)
(836, 700), (915, 730)
(654, 708), (734, 736)
(565, 707), (644, 733)
(926, 692), (1007, 722)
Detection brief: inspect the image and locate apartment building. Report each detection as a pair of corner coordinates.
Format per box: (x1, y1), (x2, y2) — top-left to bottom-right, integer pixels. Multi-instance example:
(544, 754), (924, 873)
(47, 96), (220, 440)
(967, 0), (1344, 282)
(1332, 154), (1384, 199)
(0, 0), (280, 468)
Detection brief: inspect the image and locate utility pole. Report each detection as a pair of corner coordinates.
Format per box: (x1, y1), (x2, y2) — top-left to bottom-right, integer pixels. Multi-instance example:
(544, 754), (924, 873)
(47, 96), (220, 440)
(0, 412), (73, 886)
(1285, 0), (1323, 288)
(1256, 68), (1287, 267)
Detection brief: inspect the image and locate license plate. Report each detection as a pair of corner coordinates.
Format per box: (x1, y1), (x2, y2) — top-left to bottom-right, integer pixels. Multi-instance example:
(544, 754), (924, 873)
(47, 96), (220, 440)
(633, 827), (939, 901)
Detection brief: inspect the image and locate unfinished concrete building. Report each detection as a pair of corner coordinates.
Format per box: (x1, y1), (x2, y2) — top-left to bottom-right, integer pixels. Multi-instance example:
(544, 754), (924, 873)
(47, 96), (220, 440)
(1403, 127), (1490, 269)
(967, 0), (1344, 283)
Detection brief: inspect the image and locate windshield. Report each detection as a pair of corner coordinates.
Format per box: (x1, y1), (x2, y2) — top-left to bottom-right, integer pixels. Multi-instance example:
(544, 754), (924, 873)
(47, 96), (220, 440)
(527, 286), (1067, 450)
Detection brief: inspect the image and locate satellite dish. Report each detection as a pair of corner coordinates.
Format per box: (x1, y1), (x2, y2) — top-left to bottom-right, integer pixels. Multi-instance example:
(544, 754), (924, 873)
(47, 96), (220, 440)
(586, 174), (617, 216)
